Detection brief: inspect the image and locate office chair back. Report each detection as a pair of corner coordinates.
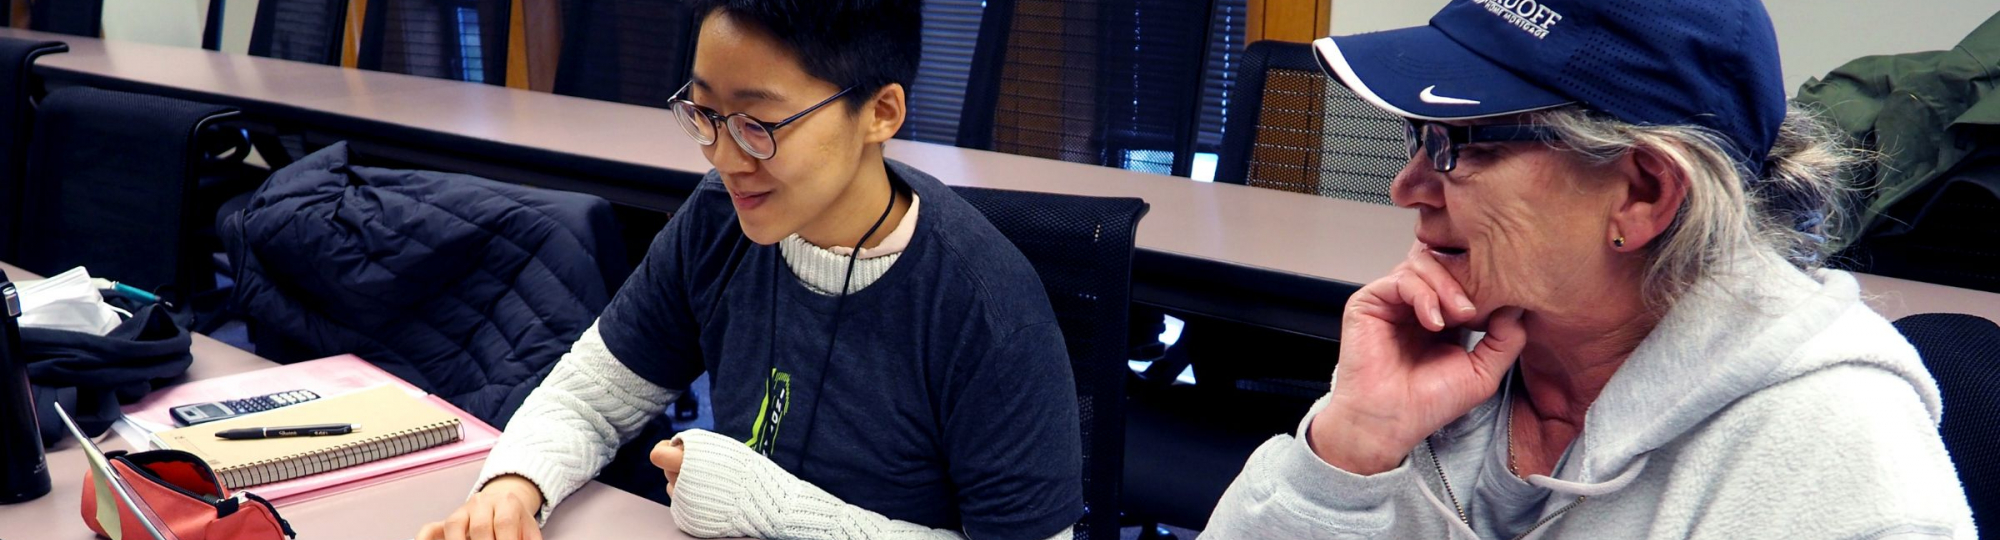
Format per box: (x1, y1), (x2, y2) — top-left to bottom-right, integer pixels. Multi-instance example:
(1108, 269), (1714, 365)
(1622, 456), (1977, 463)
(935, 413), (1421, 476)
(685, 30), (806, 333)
(28, 0), (103, 38)
(357, 0), (511, 84)
(16, 87), (237, 303)
(248, 0), (352, 65)
(1894, 313), (2000, 536)
(954, 186), (1148, 540)
(1215, 40), (1406, 205)
(958, 0), (1213, 176)
(550, 0), (697, 109)
(0, 37), (65, 261)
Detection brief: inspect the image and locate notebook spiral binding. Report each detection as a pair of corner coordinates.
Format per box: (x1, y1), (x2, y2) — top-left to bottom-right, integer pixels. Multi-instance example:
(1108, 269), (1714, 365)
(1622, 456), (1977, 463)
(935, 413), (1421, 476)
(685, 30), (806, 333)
(221, 419), (463, 488)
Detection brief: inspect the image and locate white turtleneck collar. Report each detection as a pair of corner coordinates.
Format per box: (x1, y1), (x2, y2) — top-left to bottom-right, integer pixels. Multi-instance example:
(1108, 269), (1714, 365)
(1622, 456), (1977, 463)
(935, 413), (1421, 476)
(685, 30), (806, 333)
(776, 193), (921, 295)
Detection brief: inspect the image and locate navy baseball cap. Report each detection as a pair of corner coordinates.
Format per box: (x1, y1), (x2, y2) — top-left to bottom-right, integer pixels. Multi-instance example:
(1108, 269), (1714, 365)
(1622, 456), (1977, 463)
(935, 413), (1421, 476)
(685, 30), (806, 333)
(1313, 0), (1788, 171)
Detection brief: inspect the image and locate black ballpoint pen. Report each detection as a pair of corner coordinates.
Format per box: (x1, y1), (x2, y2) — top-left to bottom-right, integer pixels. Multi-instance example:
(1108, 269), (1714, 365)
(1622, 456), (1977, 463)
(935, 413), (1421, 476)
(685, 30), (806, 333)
(214, 423), (360, 440)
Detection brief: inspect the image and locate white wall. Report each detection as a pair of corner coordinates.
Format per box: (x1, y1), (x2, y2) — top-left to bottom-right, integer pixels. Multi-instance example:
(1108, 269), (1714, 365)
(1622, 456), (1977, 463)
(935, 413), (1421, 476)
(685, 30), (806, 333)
(99, 0), (260, 54)
(102, 0), (207, 48)
(1329, 0), (2000, 93)
(222, 0), (262, 54)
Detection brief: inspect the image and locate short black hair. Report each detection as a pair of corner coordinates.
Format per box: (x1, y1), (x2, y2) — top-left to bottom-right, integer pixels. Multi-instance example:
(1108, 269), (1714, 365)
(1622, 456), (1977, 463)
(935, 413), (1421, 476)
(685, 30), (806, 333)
(686, 0), (922, 111)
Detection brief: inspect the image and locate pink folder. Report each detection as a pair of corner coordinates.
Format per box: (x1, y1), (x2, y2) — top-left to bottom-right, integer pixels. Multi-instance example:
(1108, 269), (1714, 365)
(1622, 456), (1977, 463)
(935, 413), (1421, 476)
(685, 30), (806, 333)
(121, 355), (502, 506)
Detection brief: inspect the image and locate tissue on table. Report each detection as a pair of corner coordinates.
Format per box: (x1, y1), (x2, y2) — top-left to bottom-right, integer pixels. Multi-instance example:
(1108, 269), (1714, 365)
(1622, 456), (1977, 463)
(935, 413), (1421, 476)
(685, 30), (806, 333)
(12, 266), (126, 336)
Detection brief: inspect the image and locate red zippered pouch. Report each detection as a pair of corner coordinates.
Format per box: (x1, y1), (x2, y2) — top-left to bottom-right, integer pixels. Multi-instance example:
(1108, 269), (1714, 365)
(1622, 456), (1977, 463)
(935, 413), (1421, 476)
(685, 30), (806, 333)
(80, 449), (296, 540)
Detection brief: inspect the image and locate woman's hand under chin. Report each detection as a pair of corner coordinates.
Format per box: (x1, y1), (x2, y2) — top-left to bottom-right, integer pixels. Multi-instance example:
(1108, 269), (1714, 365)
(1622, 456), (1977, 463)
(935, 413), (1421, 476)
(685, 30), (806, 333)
(1308, 242), (1530, 475)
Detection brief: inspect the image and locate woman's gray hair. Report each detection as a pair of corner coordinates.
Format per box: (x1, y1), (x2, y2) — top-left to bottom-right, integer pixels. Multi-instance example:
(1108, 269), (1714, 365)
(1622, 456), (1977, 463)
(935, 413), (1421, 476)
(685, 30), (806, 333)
(1531, 104), (1867, 309)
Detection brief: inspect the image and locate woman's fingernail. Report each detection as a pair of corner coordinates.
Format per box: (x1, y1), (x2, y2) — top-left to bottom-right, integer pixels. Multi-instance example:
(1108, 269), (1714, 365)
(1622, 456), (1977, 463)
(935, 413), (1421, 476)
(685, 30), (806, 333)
(1432, 307), (1445, 327)
(1455, 293), (1475, 313)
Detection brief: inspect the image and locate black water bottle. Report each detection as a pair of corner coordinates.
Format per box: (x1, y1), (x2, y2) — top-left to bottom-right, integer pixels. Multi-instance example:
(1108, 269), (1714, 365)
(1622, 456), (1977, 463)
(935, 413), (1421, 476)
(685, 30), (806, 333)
(0, 280), (51, 503)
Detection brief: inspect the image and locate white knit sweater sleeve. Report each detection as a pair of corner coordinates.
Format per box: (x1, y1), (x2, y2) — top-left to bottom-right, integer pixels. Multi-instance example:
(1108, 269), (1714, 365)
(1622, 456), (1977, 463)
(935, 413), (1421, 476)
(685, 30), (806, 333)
(471, 321), (682, 523)
(669, 430), (1074, 540)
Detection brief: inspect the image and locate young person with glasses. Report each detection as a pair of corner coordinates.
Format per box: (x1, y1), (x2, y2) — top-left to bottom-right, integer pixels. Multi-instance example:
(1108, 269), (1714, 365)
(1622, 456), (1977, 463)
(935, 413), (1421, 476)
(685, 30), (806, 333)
(416, 1), (1084, 539)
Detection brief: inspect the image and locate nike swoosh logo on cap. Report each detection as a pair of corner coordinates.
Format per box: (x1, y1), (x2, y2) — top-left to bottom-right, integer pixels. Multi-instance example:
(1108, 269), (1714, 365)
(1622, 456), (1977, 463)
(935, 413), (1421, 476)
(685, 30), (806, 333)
(1419, 85), (1481, 105)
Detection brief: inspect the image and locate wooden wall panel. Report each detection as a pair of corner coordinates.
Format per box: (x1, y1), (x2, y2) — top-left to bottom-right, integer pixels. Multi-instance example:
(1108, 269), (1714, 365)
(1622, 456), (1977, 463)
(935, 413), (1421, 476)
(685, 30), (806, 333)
(506, 0), (527, 88)
(341, 0), (366, 68)
(522, 0), (560, 92)
(1249, 0), (1329, 43)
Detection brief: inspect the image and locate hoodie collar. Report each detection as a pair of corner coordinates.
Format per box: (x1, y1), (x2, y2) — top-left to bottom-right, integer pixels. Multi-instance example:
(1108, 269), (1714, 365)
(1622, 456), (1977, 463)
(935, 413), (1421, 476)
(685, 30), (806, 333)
(1551, 248), (1935, 493)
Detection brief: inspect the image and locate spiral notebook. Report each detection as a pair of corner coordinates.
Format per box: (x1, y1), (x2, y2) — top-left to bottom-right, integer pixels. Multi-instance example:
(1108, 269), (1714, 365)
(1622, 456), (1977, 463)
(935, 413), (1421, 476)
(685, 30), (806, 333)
(152, 385), (463, 489)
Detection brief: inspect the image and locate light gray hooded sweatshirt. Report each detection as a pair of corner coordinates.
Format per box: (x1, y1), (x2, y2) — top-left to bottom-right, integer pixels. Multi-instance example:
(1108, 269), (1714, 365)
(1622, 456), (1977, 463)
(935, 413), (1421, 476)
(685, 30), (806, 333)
(1205, 252), (1976, 539)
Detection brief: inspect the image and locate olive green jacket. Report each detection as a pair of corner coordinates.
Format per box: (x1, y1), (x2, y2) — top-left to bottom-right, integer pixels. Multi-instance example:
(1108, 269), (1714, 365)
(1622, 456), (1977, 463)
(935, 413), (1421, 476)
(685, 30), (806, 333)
(1795, 12), (2000, 245)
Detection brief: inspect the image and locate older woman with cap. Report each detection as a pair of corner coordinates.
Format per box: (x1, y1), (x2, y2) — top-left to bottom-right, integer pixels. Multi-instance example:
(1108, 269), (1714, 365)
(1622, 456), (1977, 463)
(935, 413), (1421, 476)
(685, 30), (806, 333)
(1205, 0), (1976, 538)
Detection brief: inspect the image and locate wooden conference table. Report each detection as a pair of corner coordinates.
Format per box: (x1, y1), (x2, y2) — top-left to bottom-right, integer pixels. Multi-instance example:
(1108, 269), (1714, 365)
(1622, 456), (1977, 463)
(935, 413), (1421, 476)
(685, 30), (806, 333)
(0, 28), (1994, 337)
(0, 263), (711, 540)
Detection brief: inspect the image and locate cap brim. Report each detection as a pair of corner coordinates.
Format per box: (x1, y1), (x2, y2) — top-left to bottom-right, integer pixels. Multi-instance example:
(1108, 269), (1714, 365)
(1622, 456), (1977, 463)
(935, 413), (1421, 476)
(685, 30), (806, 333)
(1313, 26), (1573, 121)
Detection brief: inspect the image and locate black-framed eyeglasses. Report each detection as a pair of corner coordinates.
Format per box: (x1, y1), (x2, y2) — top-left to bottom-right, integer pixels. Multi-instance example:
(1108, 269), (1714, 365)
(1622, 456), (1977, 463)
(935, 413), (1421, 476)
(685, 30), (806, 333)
(669, 81), (857, 160)
(1405, 120), (1561, 172)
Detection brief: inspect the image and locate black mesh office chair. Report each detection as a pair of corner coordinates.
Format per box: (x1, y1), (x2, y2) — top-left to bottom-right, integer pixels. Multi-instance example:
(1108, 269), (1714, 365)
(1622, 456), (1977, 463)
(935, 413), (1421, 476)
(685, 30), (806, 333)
(547, 0), (700, 418)
(1140, 37), (1402, 405)
(248, 0), (351, 65)
(1215, 40), (1406, 204)
(1139, 40), (1394, 396)
(954, 186), (1148, 540)
(958, 0), (1214, 176)
(1894, 313), (2000, 536)
(550, 0), (697, 109)
(357, 0), (510, 85)
(243, 0), (352, 170)
(27, 0), (103, 38)
(16, 87), (238, 306)
(1123, 41), (1392, 537)
(0, 37), (66, 262)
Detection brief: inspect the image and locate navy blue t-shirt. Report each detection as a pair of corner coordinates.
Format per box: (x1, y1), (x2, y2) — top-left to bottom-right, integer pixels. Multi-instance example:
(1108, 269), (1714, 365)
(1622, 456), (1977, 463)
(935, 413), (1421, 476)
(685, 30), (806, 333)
(597, 160), (1084, 539)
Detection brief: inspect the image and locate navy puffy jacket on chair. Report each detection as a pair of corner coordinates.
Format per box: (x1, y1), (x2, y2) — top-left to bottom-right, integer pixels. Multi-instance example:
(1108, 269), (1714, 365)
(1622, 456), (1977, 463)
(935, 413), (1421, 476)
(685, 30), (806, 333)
(221, 142), (628, 428)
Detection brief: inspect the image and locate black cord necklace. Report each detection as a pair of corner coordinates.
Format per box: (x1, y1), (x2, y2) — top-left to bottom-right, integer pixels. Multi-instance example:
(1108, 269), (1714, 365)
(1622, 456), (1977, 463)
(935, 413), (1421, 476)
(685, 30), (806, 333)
(766, 180), (900, 475)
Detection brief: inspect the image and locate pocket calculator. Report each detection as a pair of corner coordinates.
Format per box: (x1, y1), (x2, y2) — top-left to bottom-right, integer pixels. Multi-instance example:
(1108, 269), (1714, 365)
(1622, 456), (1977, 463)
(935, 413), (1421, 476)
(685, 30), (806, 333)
(169, 389), (321, 426)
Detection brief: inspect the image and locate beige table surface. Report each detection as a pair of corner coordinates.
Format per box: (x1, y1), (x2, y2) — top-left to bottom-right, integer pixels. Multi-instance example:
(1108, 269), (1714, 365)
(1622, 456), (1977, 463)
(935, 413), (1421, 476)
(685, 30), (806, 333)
(0, 27), (1415, 331)
(0, 263), (709, 539)
(0, 28), (1991, 328)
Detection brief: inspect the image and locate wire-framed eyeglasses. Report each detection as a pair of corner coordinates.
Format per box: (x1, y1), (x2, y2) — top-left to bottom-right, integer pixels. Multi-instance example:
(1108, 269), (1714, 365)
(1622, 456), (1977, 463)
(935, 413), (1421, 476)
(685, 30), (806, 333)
(1405, 119), (1561, 172)
(669, 81), (857, 160)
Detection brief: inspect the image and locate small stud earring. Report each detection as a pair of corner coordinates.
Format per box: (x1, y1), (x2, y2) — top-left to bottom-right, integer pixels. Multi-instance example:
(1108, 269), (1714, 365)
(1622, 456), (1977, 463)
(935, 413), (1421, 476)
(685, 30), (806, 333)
(1613, 236), (1626, 248)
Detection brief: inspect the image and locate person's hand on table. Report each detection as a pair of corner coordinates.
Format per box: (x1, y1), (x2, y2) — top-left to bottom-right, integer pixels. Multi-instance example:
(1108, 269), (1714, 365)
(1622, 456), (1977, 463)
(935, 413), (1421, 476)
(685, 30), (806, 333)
(416, 474), (545, 540)
(651, 430), (784, 538)
(651, 433), (751, 537)
(651, 437), (685, 499)
(1308, 242), (1530, 475)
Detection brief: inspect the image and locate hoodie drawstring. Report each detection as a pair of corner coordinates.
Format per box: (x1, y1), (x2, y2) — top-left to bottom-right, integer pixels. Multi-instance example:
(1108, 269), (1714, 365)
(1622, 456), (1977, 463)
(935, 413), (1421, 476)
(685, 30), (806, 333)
(1528, 453), (1652, 497)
